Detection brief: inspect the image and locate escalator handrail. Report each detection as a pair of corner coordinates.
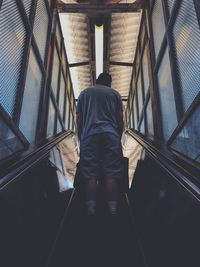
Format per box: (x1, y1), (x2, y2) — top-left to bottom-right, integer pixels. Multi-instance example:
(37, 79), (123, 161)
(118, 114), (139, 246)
(127, 129), (200, 202)
(0, 130), (73, 191)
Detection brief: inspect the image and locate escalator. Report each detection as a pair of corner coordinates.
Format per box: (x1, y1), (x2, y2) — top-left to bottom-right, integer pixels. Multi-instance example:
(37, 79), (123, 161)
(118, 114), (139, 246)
(1, 130), (200, 267)
(47, 189), (147, 267)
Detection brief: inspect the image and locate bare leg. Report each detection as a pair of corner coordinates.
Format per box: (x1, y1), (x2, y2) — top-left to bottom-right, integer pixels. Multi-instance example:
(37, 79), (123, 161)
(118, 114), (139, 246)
(85, 179), (98, 215)
(105, 178), (119, 215)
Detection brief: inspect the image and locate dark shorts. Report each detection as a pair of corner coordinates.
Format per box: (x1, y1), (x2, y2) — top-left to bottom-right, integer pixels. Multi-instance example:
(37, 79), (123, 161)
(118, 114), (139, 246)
(80, 133), (123, 180)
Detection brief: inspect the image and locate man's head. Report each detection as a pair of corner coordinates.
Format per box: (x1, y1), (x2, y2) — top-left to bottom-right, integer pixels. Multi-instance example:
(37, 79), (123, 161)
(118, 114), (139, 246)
(96, 72), (112, 87)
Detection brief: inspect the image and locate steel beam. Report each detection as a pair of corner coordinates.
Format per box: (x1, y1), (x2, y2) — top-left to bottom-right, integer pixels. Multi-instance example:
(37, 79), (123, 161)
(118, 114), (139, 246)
(57, 3), (142, 14)
(109, 61), (133, 67)
(69, 61), (90, 68)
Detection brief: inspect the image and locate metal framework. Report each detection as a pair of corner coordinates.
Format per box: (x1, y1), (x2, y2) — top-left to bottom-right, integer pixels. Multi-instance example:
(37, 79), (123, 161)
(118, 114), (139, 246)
(57, 3), (142, 14)
(125, 0), (200, 172)
(1, 0), (200, 186)
(0, 0), (76, 166)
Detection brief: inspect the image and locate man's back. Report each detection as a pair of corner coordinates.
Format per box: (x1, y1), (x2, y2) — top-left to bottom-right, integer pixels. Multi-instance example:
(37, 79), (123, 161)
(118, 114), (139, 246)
(76, 72), (123, 217)
(76, 84), (123, 140)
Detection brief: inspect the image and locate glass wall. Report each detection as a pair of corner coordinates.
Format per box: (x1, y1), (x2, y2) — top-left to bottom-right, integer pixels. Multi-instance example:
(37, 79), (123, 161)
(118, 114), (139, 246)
(125, 0), (200, 167)
(0, 0), (76, 163)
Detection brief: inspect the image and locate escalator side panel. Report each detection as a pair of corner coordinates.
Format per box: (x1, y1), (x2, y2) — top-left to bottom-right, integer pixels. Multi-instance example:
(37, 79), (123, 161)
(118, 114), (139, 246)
(129, 157), (200, 267)
(0, 160), (73, 267)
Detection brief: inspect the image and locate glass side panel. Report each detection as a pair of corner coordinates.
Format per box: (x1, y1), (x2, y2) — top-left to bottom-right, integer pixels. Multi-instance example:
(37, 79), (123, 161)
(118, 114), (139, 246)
(142, 46), (149, 97)
(51, 47), (60, 98)
(57, 119), (63, 134)
(171, 104), (200, 163)
(130, 110), (134, 128)
(157, 47), (178, 140)
(65, 98), (70, 129)
(69, 113), (73, 130)
(33, 0), (49, 61)
(140, 117), (145, 134)
(51, 147), (64, 173)
(62, 51), (67, 77)
(137, 72), (143, 118)
(0, 116), (25, 161)
(59, 73), (65, 120)
(172, 0), (200, 112)
(47, 97), (56, 138)
(0, 0), (26, 117)
(152, 0), (166, 60)
(56, 23), (62, 53)
(19, 48), (42, 143)
(133, 95), (138, 130)
(146, 98), (154, 137)
(167, 0), (176, 13)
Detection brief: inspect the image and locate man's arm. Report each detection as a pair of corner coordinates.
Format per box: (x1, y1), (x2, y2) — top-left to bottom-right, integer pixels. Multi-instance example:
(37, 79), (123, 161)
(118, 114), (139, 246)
(117, 110), (124, 138)
(117, 94), (124, 138)
(76, 112), (82, 140)
(76, 96), (82, 140)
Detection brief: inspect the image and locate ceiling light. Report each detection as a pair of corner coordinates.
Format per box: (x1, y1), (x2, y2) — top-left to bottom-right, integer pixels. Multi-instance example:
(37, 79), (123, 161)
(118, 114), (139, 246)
(95, 24), (104, 79)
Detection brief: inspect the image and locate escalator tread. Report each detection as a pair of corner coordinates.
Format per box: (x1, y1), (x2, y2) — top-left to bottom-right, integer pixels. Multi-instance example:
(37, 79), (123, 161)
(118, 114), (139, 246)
(49, 193), (145, 267)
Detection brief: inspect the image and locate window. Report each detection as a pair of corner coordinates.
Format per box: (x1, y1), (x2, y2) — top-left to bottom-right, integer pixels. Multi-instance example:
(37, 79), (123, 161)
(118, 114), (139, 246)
(157, 47), (178, 140)
(0, 0), (26, 117)
(152, 0), (166, 60)
(170, 103), (200, 163)
(47, 97), (56, 137)
(19, 48), (42, 143)
(172, 0), (200, 112)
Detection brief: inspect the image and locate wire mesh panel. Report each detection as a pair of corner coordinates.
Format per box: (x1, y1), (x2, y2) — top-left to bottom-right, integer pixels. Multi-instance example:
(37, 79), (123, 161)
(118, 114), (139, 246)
(157, 47), (178, 140)
(167, 0), (176, 13)
(0, 0), (27, 117)
(33, 0), (49, 61)
(19, 48), (42, 143)
(172, 0), (200, 112)
(152, 0), (166, 60)
(170, 103), (200, 163)
(21, 0), (32, 17)
(47, 97), (56, 137)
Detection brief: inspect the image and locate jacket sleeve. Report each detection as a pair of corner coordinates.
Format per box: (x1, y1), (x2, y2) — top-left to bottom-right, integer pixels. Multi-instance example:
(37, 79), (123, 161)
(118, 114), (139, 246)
(76, 95), (82, 139)
(117, 94), (124, 138)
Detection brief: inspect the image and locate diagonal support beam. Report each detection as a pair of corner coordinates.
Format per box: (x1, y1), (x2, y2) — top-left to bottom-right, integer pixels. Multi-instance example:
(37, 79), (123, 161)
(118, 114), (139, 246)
(109, 61), (134, 67)
(57, 3), (142, 14)
(69, 61), (90, 68)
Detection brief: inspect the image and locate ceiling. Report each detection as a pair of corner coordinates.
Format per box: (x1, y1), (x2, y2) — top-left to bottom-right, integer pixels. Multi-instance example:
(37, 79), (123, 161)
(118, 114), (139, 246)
(58, 0), (142, 103)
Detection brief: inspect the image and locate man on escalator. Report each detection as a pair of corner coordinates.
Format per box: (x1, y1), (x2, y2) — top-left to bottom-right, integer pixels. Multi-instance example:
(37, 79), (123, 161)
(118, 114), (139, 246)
(76, 72), (123, 217)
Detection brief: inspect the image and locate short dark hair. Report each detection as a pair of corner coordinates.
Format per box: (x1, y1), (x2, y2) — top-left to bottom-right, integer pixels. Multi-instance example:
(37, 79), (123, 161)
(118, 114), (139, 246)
(96, 72), (112, 87)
